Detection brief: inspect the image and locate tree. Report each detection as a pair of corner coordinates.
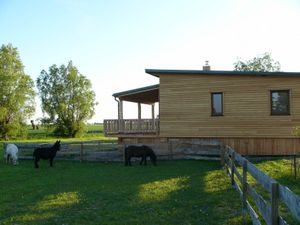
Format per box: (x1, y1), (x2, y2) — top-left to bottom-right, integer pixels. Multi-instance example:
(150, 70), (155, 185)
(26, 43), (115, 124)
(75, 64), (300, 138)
(234, 52), (281, 72)
(37, 61), (97, 137)
(0, 44), (35, 140)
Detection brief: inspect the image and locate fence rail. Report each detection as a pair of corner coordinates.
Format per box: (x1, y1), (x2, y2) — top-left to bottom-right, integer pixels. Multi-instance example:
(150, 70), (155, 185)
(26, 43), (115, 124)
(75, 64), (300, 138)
(103, 119), (159, 135)
(4, 140), (122, 162)
(4, 139), (225, 162)
(223, 145), (300, 225)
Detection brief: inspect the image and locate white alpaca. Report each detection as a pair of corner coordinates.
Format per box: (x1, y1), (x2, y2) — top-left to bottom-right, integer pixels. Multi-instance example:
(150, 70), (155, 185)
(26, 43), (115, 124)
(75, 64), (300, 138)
(5, 144), (19, 165)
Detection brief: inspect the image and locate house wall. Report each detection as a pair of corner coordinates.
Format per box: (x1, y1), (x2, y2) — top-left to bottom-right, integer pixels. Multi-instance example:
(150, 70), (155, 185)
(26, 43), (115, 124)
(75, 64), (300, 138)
(157, 74), (300, 155)
(159, 74), (300, 138)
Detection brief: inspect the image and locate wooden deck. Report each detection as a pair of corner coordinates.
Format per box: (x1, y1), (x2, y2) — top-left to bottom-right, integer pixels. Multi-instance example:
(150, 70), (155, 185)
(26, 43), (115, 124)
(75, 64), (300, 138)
(103, 119), (159, 136)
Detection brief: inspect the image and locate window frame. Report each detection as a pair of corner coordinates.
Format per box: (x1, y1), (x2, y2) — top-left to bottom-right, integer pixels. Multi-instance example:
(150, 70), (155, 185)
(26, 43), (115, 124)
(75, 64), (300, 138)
(270, 90), (290, 116)
(211, 92), (224, 116)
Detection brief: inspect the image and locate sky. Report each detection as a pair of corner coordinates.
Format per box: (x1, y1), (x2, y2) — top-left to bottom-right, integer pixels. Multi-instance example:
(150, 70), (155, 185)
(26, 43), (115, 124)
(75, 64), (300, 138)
(1, 0), (300, 123)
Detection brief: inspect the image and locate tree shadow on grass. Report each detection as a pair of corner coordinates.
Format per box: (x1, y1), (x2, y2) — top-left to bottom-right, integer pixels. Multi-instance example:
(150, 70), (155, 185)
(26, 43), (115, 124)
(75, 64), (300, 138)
(0, 160), (251, 225)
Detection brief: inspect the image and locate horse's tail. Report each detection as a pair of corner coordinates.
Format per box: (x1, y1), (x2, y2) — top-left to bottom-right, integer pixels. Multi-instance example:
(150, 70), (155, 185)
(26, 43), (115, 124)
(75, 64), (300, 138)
(150, 148), (157, 166)
(124, 146), (128, 166)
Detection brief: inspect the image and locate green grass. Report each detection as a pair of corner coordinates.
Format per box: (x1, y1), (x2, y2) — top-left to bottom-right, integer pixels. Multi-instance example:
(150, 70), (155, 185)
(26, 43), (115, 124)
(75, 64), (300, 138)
(3, 126), (300, 224)
(255, 159), (300, 196)
(15, 124), (114, 142)
(0, 159), (251, 225)
(235, 159), (300, 225)
(256, 159), (300, 225)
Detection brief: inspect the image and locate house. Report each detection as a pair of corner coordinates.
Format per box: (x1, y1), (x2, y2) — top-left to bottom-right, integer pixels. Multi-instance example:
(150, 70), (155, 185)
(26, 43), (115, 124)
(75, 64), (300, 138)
(104, 66), (300, 155)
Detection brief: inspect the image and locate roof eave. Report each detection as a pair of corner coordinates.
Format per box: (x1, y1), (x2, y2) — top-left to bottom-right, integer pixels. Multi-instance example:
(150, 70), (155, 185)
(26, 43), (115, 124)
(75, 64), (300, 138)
(145, 69), (300, 77)
(112, 84), (159, 98)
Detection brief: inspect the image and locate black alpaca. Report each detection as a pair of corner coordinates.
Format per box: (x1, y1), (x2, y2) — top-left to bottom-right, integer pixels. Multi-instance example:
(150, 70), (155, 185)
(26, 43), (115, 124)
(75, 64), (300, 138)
(33, 140), (61, 168)
(124, 145), (157, 166)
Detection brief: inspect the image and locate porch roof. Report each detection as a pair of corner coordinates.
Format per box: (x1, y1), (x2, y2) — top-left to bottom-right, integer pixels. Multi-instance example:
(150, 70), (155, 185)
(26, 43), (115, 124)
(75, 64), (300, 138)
(113, 84), (159, 104)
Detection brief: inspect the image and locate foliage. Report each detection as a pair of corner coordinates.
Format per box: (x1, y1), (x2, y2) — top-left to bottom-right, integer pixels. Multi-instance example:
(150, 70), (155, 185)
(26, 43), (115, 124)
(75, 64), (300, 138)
(292, 126), (300, 137)
(291, 126), (300, 142)
(0, 160), (250, 225)
(37, 61), (97, 138)
(0, 44), (35, 140)
(234, 52), (281, 72)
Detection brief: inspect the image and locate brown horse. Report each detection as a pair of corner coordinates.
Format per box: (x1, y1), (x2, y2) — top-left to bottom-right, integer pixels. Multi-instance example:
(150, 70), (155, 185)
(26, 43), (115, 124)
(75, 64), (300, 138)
(124, 145), (157, 166)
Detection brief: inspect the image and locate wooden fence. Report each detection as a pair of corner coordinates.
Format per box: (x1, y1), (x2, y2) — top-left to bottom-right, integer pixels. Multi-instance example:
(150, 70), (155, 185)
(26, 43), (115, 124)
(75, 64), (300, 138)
(223, 145), (300, 225)
(4, 139), (224, 162)
(4, 140), (122, 162)
(123, 139), (223, 161)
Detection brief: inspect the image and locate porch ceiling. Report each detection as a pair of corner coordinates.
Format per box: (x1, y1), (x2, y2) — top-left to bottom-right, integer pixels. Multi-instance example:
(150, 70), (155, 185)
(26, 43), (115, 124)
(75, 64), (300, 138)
(113, 84), (159, 104)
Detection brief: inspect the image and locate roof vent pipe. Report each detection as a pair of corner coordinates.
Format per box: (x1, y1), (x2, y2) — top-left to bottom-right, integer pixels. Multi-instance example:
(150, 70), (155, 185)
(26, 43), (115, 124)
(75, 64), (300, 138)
(203, 60), (211, 71)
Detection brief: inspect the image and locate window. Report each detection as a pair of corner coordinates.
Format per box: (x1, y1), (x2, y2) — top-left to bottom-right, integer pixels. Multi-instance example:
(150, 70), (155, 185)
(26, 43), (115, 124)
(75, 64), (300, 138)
(211, 92), (223, 116)
(271, 90), (290, 115)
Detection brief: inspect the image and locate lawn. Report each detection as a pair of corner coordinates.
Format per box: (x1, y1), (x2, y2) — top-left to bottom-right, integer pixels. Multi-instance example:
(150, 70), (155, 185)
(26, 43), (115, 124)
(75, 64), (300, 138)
(0, 159), (251, 225)
(255, 159), (300, 196)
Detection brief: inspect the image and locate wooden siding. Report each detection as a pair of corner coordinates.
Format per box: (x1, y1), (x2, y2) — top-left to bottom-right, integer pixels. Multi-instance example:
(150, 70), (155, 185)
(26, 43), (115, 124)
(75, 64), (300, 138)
(159, 74), (300, 138)
(119, 137), (300, 155)
(220, 137), (300, 155)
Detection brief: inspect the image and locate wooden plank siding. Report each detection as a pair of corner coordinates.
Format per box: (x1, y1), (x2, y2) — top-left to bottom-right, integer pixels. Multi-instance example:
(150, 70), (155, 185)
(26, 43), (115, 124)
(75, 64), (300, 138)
(118, 136), (300, 155)
(219, 137), (300, 155)
(158, 74), (300, 155)
(159, 74), (300, 138)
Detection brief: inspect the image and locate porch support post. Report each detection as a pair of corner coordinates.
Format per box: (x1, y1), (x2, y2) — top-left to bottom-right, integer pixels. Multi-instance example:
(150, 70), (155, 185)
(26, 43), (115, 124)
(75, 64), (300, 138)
(116, 98), (124, 132)
(119, 100), (123, 120)
(138, 102), (141, 131)
(119, 100), (123, 131)
(151, 104), (155, 130)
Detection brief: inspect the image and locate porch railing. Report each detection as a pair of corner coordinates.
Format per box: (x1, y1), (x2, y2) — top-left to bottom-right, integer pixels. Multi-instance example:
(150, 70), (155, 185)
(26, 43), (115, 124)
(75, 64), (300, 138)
(104, 119), (159, 135)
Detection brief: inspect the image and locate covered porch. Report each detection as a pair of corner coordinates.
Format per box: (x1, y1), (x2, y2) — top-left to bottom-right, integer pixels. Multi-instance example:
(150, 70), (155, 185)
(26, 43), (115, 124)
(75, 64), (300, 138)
(104, 84), (159, 136)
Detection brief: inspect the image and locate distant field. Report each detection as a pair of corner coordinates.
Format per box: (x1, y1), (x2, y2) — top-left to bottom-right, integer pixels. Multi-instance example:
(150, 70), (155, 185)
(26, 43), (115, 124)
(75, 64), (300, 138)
(24, 124), (113, 141)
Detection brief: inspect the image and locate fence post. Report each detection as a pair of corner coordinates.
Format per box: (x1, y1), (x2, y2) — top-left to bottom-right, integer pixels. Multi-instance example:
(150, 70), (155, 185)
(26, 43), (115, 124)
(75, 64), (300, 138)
(168, 140), (173, 160)
(220, 144), (225, 167)
(293, 155), (297, 179)
(98, 140), (101, 151)
(224, 146), (229, 174)
(3, 143), (6, 162)
(80, 142), (83, 162)
(231, 151), (235, 185)
(123, 143), (126, 164)
(271, 182), (279, 225)
(242, 159), (247, 214)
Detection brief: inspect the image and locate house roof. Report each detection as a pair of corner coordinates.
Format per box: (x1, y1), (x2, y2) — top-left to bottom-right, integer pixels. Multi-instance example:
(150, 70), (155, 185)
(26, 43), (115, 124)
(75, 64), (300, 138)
(112, 84), (159, 104)
(113, 69), (300, 103)
(145, 69), (300, 77)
